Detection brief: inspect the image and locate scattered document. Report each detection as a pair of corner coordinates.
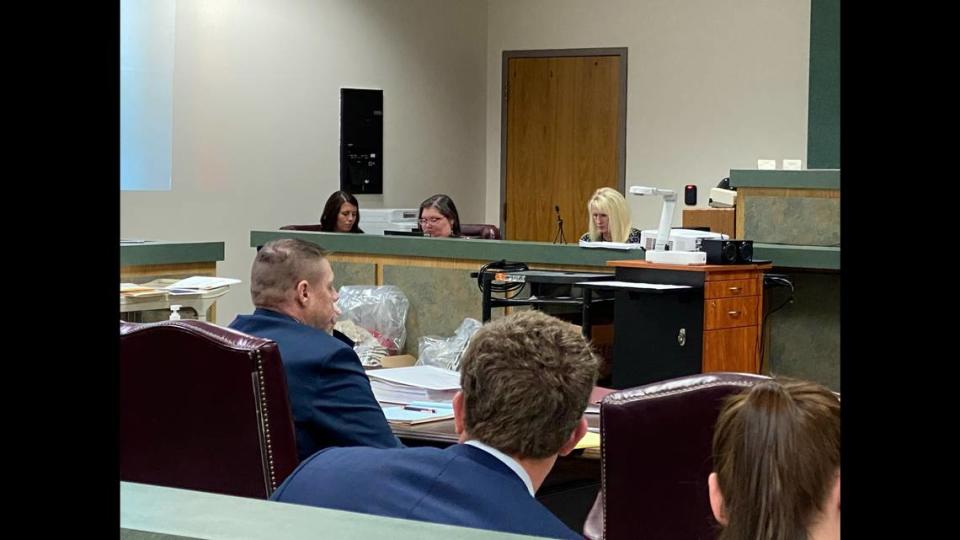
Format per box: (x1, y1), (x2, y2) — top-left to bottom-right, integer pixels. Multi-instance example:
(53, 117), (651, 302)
(164, 276), (242, 290)
(120, 283), (168, 298)
(121, 283), (154, 293)
(585, 386), (616, 415)
(368, 366), (461, 390)
(574, 431), (600, 450)
(576, 280), (692, 290)
(368, 366), (461, 404)
(578, 240), (644, 251)
(382, 401), (455, 425)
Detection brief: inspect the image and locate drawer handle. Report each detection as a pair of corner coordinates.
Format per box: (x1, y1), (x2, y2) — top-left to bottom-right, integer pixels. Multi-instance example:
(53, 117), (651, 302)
(728, 287), (742, 293)
(727, 310), (741, 318)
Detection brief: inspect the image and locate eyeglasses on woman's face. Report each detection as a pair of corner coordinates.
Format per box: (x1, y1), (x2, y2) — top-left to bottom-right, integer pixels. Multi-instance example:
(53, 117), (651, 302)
(418, 217), (446, 226)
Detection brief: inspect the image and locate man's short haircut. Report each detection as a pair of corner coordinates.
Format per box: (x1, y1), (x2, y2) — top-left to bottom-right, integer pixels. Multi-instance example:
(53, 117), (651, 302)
(459, 310), (598, 459)
(250, 238), (329, 308)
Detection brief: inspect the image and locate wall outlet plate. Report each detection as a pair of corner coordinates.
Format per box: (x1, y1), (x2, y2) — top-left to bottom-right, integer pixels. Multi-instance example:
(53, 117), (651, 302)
(757, 159), (776, 170)
(782, 159), (802, 170)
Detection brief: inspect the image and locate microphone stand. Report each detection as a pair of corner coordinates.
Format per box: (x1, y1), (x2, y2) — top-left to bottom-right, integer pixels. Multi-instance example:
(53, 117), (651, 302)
(552, 207), (567, 244)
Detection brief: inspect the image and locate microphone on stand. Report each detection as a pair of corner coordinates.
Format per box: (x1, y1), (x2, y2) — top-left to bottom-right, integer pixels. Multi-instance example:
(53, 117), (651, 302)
(552, 205), (567, 244)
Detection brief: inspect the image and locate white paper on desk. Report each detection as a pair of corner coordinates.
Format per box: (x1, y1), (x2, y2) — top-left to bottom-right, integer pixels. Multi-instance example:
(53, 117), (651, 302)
(367, 365), (461, 390)
(166, 288), (206, 296)
(121, 283), (154, 293)
(578, 280), (692, 290)
(371, 383), (458, 405)
(165, 276), (242, 290)
(578, 240), (644, 251)
(381, 402), (455, 424)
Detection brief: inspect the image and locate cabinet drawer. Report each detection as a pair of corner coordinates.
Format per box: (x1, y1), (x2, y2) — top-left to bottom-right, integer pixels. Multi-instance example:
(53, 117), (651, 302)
(703, 326), (759, 373)
(704, 296), (758, 330)
(705, 278), (758, 299)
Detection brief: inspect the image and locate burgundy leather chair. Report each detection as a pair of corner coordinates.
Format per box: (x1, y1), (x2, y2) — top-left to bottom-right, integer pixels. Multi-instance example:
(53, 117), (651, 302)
(120, 320), (299, 499)
(582, 372), (773, 540)
(460, 224), (501, 239)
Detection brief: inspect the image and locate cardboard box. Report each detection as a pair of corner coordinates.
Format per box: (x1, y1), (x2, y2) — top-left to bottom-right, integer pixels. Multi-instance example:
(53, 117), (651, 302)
(380, 354), (417, 368)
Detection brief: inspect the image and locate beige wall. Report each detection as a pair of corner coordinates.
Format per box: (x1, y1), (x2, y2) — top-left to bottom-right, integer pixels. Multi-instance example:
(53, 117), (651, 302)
(121, 0), (488, 324)
(122, 0), (813, 324)
(484, 0), (811, 232)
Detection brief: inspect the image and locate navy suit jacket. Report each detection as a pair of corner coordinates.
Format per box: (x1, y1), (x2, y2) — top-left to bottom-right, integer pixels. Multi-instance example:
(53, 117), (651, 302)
(271, 444), (581, 539)
(229, 308), (401, 460)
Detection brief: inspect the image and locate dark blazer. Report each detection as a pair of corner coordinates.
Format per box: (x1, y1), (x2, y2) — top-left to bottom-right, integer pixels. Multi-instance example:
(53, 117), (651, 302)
(271, 444), (581, 539)
(229, 308), (401, 460)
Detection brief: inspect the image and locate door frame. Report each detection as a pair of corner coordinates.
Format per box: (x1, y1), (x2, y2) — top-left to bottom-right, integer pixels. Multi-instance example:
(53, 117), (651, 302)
(499, 47), (628, 237)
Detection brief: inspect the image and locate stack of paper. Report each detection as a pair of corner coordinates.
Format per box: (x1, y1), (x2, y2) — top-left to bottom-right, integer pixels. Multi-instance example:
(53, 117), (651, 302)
(574, 431), (601, 450)
(368, 365), (460, 405)
(120, 283), (167, 298)
(578, 240), (644, 251)
(584, 386), (617, 415)
(382, 401), (455, 425)
(164, 276), (242, 295)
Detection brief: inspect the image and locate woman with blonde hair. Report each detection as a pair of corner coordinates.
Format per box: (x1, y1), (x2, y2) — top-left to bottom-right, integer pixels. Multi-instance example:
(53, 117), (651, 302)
(709, 378), (840, 540)
(579, 187), (641, 243)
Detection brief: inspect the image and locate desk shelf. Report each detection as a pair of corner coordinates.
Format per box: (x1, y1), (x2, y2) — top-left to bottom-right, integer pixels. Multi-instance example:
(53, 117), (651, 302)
(478, 270), (614, 339)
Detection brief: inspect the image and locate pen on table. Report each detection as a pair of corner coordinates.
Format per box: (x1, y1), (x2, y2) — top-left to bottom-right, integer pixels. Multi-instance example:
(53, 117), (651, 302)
(403, 406), (437, 413)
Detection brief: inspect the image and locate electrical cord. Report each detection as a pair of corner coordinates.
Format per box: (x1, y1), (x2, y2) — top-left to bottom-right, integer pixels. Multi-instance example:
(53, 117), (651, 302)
(757, 274), (795, 367)
(476, 260), (529, 297)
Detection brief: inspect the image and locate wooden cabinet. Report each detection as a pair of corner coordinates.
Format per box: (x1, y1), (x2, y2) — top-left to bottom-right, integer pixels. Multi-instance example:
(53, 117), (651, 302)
(701, 270), (764, 373)
(606, 261), (769, 388)
(682, 207), (736, 238)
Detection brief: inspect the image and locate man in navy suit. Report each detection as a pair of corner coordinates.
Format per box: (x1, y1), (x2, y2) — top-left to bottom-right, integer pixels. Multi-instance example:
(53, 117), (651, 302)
(271, 309), (598, 539)
(230, 238), (400, 461)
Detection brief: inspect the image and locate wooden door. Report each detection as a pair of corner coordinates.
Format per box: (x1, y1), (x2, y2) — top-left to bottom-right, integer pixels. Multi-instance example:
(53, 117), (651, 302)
(503, 53), (624, 242)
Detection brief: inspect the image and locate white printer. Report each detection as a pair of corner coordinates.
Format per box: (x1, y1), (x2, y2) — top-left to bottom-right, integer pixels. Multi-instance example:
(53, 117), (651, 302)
(359, 208), (420, 236)
(638, 228), (728, 252)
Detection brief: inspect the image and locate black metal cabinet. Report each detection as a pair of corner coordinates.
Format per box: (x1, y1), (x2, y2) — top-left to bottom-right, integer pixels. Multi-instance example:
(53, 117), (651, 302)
(585, 266), (708, 389)
(609, 287), (703, 388)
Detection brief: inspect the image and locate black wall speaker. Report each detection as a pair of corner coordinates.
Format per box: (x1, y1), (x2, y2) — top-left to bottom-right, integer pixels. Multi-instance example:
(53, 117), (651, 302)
(684, 184), (697, 205)
(700, 239), (755, 264)
(736, 240), (754, 263)
(700, 238), (737, 264)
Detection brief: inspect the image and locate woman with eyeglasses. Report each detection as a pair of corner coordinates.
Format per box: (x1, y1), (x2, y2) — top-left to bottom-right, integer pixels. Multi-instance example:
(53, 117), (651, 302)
(418, 194), (461, 238)
(320, 190), (363, 233)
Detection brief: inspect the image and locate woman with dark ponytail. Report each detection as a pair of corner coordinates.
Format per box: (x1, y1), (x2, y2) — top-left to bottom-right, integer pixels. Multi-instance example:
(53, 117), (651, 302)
(708, 378), (840, 540)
